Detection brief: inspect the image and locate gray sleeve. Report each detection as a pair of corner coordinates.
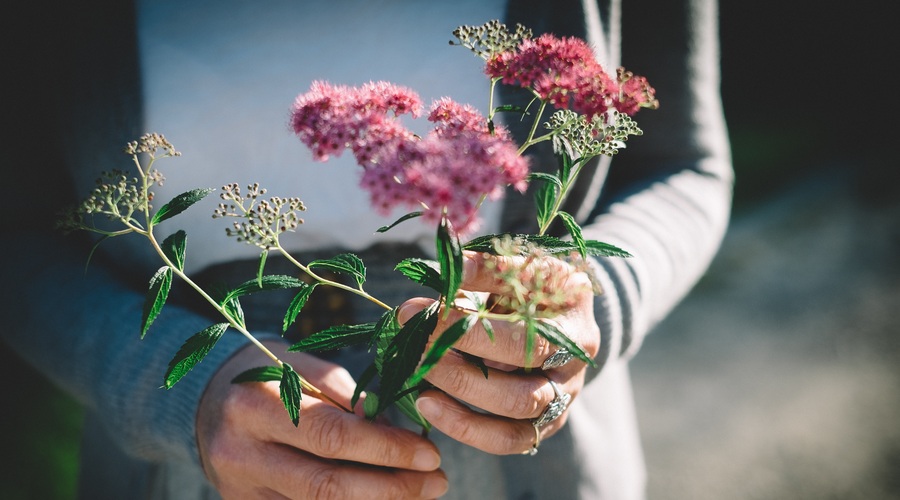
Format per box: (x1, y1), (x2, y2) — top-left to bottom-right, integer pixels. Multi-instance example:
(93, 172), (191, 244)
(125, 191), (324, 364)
(585, 0), (734, 370)
(0, 231), (270, 466)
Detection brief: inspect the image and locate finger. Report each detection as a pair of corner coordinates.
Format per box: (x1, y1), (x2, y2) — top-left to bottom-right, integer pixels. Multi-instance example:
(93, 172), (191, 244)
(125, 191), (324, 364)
(414, 389), (569, 456)
(222, 381), (442, 472)
(422, 349), (572, 420)
(212, 435), (448, 500)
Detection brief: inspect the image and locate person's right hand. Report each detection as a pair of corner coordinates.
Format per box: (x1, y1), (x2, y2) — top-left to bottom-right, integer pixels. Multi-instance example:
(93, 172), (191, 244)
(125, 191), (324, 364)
(196, 341), (448, 499)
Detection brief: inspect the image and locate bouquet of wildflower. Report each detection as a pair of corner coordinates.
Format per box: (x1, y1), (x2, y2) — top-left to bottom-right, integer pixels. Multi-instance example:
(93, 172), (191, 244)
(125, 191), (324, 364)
(60, 20), (657, 429)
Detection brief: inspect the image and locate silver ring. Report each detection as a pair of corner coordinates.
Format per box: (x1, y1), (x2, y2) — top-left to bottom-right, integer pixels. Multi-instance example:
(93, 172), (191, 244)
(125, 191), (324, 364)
(522, 422), (541, 456)
(532, 377), (571, 428)
(541, 348), (574, 370)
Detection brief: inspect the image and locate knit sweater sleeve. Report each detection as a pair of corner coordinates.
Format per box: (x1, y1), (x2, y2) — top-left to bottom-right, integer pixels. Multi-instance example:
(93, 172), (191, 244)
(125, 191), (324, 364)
(585, 0), (734, 370)
(0, 232), (274, 466)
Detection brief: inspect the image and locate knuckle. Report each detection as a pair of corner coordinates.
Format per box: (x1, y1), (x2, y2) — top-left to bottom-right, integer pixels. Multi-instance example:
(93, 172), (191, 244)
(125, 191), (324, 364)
(306, 412), (349, 458)
(306, 467), (345, 499)
(500, 384), (542, 417)
(441, 363), (477, 397)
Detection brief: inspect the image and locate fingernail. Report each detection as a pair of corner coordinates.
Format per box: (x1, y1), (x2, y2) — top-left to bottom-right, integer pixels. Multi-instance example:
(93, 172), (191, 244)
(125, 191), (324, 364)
(397, 302), (424, 324)
(421, 474), (449, 499)
(416, 396), (442, 420)
(412, 448), (441, 470)
(462, 255), (476, 281)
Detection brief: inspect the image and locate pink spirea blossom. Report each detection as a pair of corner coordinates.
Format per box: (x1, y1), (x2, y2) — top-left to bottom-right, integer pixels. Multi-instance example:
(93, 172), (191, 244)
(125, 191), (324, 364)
(485, 33), (655, 119)
(291, 83), (529, 235)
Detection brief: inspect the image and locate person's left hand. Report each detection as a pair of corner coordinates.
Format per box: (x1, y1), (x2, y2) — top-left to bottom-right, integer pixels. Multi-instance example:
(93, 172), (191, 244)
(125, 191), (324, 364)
(397, 251), (600, 455)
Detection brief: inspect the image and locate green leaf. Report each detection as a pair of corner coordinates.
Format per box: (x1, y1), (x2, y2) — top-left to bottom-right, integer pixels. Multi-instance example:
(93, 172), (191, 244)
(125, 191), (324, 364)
(280, 362), (303, 426)
(463, 233), (632, 258)
(584, 240), (633, 258)
(376, 302), (439, 414)
(257, 250), (268, 288)
(309, 254), (366, 288)
(287, 322), (378, 352)
(481, 318), (495, 342)
(557, 148), (575, 184)
(527, 172), (563, 189)
(393, 386), (431, 430)
(493, 103), (525, 114)
(376, 211), (423, 233)
(532, 320), (597, 368)
(395, 258), (442, 292)
(161, 230), (187, 271)
(436, 218), (463, 306)
(557, 211), (586, 259)
(164, 323), (228, 388)
(224, 275), (308, 303)
(151, 188), (214, 225)
(534, 180), (558, 231)
(141, 266), (172, 339)
(409, 314), (476, 385)
(221, 296), (245, 329)
(363, 391), (380, 419)
(372, 309), (401, 373)
(282, 283), (317, 333)
(460, 351), (490, 379)
(352, 363), (379, 410)
(232, 365), (283, 384)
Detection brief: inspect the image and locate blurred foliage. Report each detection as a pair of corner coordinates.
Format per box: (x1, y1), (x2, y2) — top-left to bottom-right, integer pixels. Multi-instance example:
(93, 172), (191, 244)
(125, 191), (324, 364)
(0, 344), (83, 500)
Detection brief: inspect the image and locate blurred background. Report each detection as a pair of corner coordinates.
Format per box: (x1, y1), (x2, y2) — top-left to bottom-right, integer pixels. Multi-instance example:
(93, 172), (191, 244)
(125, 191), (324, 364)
(2, 1), (897, 499)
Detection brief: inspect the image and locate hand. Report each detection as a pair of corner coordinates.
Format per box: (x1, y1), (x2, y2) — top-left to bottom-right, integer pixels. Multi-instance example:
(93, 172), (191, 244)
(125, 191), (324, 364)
(196, 342), (448, 499)
(399, 251), (600, 455)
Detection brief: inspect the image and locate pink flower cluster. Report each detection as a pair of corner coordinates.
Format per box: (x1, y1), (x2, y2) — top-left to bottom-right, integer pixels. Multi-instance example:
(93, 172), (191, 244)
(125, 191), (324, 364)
(291, 82), (529, 235)
(485, 33), (657, 120)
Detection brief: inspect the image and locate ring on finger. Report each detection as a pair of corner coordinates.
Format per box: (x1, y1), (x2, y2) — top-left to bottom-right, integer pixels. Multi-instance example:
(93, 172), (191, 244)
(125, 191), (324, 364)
(532, 376), (571, 428)
(541, 348), (574, 370)
(521, 422), (541, 456)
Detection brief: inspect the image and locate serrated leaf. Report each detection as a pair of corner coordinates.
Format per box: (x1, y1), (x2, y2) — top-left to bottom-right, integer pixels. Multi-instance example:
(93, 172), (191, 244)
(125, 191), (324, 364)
(409, 314), (475, 386)
(282, 283), (317, 333)
(287, 322), (378, 352)
(436, 218), (462, 306)
(376, 302), (439, 414)
(584, 240), (633, 258)
(257, 250), (268, 288)
(527, 172), (563, 189)
(532, 320), (597, 368)
(164, 322), (228, 388)
(463, 233), (631, 258)
(352, 363), (379, 410)
(534, 181), (558, 231)
(232, 365), (283, 384)
(372, 309), (400, 371)
(161, 230), (187, 271)
(221, 297), (245, 329)
(309, 254), (366, 288)
(141, 266), (172, 339)
(395, 258), (442, 292)
(279, 362), (303, 426)
(557, 211), (586, 259)
(376, 211), (423, 233)
(152, 188), (214, 225)
(557, 149), (575, 184)
(224, 275), (307, 303)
